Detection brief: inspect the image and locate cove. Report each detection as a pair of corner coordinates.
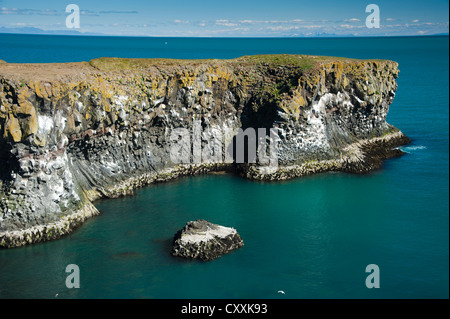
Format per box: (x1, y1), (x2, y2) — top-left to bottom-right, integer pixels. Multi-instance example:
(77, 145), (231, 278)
(1, 166), (447, 299)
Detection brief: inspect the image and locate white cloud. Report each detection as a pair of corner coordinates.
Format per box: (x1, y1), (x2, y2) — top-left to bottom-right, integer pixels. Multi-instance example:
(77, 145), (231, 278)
(340, 24), (365, 29)
(0, 7), (136, 16)
(173, 19), (190, 24)
(239, 20), (260, 24)
(238, 19), (305, 25)
(215, 20), (239, 27)
(99, 10), (138, 14)
(412, 19), (420, 23)
(345, 18), (360, 22)
(266, 25), (297, 31)
(302, 25), (325, 29)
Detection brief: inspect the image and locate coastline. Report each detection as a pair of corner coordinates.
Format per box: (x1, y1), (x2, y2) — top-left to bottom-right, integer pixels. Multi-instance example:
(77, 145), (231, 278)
(0, 55), (409, 248)
(0, 129), (409, 248)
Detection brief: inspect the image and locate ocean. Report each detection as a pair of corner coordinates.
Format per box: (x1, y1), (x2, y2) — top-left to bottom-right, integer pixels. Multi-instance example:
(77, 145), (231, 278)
(0, 34), (448, 299)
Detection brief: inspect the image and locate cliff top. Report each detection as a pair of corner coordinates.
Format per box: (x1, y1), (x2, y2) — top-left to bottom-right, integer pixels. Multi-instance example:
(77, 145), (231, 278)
(0, 53), (399, 145)
(0, 54), (393, 82)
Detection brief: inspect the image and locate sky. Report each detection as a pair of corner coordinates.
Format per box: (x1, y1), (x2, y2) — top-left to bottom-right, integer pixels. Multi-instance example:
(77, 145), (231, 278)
(0, 0), (448, 37)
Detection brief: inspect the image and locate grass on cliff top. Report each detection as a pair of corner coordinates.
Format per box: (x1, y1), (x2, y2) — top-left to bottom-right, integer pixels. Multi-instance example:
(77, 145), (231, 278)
(233, 54), (348, 70)
(89, 57), (218, 71)
(90, 55), (358, 71)
(89, 55), (391, 72)
(236, 54), (393, 70)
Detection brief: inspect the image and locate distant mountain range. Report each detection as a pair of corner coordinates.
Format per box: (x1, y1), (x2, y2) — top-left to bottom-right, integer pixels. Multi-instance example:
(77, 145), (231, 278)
(0, 26), (101, 36)
(0, 26), (448, 37)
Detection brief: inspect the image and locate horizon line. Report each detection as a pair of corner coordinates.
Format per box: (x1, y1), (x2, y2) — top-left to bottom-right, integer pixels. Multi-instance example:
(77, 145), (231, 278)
(0, 32), (448, 39)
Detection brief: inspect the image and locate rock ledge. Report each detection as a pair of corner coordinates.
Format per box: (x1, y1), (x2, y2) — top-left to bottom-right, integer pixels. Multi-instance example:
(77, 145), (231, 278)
(171, 220), (244, 261)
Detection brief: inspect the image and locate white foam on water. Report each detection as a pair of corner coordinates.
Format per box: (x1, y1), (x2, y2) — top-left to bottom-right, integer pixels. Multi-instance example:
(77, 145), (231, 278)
(398, 145), (427, 153)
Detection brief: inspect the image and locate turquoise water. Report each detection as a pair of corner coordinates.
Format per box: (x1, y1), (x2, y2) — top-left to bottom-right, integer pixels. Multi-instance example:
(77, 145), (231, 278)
(0, 35), (448, 299)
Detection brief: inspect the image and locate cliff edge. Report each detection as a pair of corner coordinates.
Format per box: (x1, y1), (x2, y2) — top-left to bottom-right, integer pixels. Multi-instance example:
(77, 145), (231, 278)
(0, 55), (410, 247)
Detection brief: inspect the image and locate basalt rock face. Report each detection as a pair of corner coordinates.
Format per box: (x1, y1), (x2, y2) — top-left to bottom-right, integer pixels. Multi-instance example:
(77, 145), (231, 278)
(0, 55), (410, 247)
(171, 220), (244, 261)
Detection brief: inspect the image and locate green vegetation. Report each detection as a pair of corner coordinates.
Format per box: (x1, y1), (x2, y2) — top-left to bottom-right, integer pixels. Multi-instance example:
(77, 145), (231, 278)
(89, 54), (389, 72)
(235, 54), (319, 70)
(257, 80), (296, 103)
(232, 54), (373, 71)
(89, 57), (218, 71)
(379, 125), (400, 138)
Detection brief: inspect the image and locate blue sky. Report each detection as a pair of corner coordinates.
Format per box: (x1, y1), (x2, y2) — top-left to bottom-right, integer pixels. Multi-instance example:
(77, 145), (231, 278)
(0, 0), (448, 36)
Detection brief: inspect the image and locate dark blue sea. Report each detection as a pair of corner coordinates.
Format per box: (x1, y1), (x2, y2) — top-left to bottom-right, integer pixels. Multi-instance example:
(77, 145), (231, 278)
(0, 34), (448, 299)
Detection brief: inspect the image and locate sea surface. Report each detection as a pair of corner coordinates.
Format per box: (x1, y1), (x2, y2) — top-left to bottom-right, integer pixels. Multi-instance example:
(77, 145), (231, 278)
(0, 34), (448, 299)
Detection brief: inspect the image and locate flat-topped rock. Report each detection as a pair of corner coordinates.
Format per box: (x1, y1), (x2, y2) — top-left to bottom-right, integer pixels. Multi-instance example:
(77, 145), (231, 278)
(171, 220), (244, 261)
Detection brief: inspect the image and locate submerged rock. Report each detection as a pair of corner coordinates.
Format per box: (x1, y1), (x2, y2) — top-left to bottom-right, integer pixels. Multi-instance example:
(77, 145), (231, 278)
(171, 220), (244, 261)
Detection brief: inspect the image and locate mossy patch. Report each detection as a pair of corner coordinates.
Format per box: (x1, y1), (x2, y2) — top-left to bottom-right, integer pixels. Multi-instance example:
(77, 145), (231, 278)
(89, 55), (393, 73)
(89, 57), (218, 71)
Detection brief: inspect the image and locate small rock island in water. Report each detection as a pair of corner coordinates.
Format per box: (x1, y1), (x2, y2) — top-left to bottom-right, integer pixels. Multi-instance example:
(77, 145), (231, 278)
(171, 220), (244, 261)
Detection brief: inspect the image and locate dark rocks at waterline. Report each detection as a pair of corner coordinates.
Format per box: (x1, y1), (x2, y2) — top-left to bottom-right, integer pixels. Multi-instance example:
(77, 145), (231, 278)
(171, 220), (244, 261)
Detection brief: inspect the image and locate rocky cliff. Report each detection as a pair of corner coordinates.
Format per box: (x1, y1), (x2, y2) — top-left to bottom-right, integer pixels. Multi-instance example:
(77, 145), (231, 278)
(0, 54), (410, 248)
